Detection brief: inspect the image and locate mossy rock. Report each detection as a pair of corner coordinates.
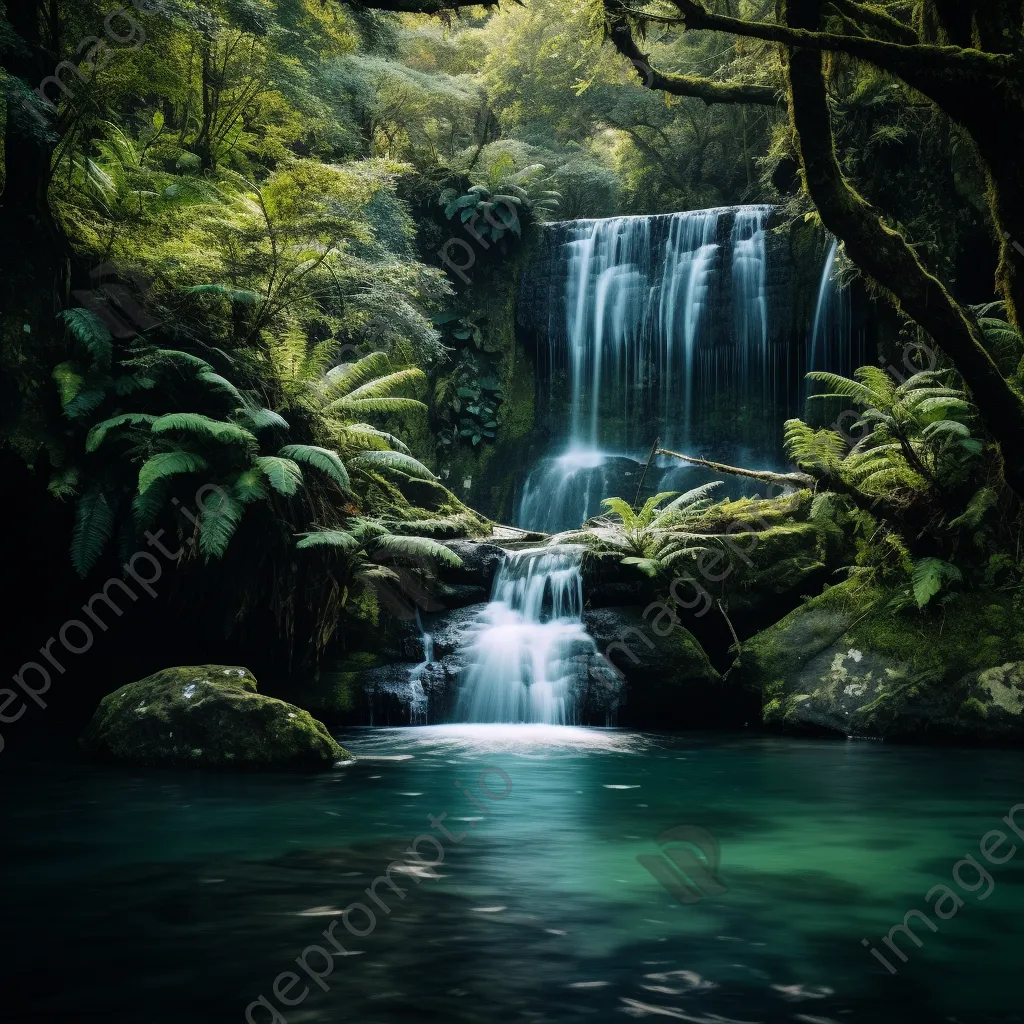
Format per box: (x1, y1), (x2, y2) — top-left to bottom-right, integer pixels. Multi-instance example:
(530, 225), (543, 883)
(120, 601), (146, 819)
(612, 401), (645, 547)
(739, 582), (1024, 740)
(581, 605), (754, 727)
(80, 666), (349, 769)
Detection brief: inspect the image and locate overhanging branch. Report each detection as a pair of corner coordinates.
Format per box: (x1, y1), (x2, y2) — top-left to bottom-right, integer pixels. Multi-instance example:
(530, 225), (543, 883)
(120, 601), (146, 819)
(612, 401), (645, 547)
(666, 0), (1019, 82)
(605, 7), (783, 106)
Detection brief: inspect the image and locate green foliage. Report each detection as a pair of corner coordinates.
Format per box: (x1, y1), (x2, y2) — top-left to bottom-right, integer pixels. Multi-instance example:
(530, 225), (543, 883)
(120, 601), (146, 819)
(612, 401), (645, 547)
(912, 557), (962, 609)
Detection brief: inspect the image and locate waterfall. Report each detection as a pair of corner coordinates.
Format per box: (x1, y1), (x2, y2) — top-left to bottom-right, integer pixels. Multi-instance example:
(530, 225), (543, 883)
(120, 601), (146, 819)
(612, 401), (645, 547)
(807, 238), (863, 398)
(453, 547), (598, 724)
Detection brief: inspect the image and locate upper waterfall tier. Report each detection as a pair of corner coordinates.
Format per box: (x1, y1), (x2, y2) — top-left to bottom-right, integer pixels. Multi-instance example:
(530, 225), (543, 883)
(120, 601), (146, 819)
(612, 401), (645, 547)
(518, 206), (864, 457)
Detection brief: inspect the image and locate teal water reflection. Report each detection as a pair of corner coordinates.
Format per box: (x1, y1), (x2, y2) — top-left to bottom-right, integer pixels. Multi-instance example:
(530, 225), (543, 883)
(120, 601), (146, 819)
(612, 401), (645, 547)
(1, 727), (1021, 1022)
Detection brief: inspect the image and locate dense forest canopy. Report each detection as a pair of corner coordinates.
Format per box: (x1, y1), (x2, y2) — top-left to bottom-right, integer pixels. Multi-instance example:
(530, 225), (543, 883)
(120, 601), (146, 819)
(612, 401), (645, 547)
(1, 0), (1023, 683)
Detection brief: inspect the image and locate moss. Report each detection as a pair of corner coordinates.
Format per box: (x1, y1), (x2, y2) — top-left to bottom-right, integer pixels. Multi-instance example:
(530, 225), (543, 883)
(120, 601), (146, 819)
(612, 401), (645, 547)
(80, 665), (348, 769)
(294, 651), (382, 717)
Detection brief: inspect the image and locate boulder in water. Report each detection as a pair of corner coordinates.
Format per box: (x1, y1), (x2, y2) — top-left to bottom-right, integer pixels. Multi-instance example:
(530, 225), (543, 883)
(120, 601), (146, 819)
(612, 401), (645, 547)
(582, 606), (748, 727)
(80, 666), (348, 768)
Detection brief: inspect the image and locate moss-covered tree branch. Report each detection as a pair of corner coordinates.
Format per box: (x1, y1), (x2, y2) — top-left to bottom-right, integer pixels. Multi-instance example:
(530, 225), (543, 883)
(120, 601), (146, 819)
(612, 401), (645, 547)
(604, 6), (783, 106)
(663, 0), (1020, 80)
(783, 0), (1024, 498)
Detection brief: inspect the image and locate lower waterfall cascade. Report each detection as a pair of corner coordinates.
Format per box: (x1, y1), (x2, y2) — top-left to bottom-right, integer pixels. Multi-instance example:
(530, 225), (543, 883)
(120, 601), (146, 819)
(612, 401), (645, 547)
(452, 546), (601, 724)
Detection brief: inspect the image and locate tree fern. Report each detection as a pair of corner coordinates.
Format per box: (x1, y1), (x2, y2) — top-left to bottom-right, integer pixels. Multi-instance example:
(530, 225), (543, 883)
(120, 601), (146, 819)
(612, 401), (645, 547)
(138, 450), (210, 494)
(59, 309), (113, 370)
(912, 557), (962, 608)
(255, 455), (303, 495)
(278, 444), (350, 491)
(152, 413), (257, 446)
(86, 413), (158, 452)
(71, 486), (118, 576)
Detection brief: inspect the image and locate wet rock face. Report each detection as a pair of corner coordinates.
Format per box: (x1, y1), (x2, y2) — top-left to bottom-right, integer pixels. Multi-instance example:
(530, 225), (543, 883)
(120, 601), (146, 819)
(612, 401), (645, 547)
(383, 604), (487, 663)
(80, 666), (347, 769)
(582, 606), (753, 728)
(742, 583), (1024, 741)
(439, 541), (506, 591)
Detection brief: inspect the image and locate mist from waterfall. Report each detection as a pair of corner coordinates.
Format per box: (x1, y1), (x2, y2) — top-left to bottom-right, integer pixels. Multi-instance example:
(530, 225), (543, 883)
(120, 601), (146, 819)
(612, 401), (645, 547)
(453, 547), (599, 724)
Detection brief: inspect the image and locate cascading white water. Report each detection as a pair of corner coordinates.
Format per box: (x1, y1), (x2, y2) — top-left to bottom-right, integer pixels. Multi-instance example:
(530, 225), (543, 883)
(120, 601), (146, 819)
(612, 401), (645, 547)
(453, 547), (598, 724)
(519, 206), (775, 532)
(732, 207), (771, 406)
(808, 237), (854, 377)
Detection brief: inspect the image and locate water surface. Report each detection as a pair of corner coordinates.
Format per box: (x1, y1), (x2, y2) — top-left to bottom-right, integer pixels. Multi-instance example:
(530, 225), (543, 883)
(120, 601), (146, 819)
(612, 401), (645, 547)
(2, 728), (1022, 1022)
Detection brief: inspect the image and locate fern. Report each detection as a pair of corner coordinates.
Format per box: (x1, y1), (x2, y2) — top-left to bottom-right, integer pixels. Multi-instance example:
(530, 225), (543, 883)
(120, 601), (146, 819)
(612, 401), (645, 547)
(912, 557), (962, 608)
(236, 405), (290, 432)
(278, 444), (350, 491)
(370, 535), (464, 568)
(63, 380), (111, 421)
(231, 467), (269, 505)
(138, 451), (209, 494)
(949, 487), (998, 529)
(60, 309), (113, 370)
(86, 413), (157, 452)
(197, 370), (244, 405)
(198, 491), (245, 559)
(255, 455), (303, 495)
(325, 396), (427, 417)
(184, 284), (259, 305)
(350, 451), (437, 481)
(152, 413), (257, 446)
(295, 529), (361, 553)
(71, 486), (118, 576)
(52, 362), (84, 406)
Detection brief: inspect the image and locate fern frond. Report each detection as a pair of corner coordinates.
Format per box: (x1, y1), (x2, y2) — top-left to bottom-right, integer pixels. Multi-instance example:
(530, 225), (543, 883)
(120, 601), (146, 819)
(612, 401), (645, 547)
(231, 467), (268, 505)
(236, 404), (290, 432)
(59, 309), (113, 370)
(344, 368), (427, 402)
(86, 413), (157, 453)
(912, 557), (962, 608)
(197, 369), (244, 405)
(255, 455), (303, 496)
(71, 486), (118, 576)
(322, 352), (392, 398)
(138, 451), (209, 494)
(295, 529), (361, 553)
(369, 535), (463, 568)
(325, 396), (427, 417)
(152, 413), (257, 446)
(198, 491), (245, 559)
(350, 451), (437, 481)
(278, 444), (351, 491)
